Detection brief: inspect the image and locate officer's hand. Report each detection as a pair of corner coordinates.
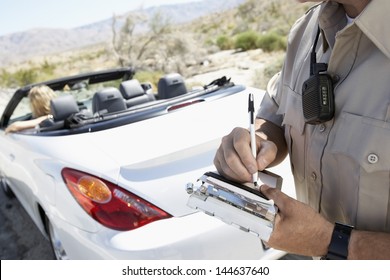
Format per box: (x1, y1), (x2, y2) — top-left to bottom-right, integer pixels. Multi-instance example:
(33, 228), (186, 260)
(214, 127), (277, 183)
(261, 185), (334, 257)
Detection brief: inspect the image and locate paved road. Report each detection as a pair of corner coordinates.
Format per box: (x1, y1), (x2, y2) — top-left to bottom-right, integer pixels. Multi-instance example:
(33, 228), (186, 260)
(0, 191), (54, 260)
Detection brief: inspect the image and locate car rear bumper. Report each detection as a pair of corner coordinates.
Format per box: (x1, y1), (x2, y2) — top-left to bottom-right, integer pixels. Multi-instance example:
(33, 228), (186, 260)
(52, 212), (286, 260)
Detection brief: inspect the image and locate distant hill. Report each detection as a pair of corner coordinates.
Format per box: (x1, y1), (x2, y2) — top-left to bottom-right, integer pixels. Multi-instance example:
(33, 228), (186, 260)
(0, 0), (245, 67)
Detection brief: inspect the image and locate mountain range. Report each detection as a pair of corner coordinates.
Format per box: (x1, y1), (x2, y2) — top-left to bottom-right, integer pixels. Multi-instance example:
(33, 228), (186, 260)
(0, 0), (245, 68)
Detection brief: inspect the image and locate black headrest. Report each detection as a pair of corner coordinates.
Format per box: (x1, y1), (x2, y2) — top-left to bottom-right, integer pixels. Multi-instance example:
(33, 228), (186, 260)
(119, 80), (145, 99)
(50, 95), (79, 121)
(157, 73), (187, 99)
(92, 87), (126, 114)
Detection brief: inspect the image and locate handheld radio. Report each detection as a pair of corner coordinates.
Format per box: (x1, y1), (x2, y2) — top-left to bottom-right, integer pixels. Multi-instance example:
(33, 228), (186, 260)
(302, 27), (335, 124)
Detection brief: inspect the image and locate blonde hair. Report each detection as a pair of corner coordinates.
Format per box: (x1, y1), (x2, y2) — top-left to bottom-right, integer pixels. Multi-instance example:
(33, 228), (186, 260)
(28, 85), (57, 118)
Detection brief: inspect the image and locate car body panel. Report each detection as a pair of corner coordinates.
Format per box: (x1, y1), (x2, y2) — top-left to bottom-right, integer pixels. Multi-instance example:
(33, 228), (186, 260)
(50, 210), (287, 260)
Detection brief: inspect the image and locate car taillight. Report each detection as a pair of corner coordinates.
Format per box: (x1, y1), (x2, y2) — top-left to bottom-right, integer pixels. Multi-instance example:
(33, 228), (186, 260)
(61, 168), (171, 231)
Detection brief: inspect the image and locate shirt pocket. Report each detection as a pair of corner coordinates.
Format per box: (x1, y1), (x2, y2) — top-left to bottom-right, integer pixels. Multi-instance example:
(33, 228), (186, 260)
(331, 112), (390, 231)
(332, 112), (390, 173)
(277, 86), (306, 181)
(277, 86), (306, 135)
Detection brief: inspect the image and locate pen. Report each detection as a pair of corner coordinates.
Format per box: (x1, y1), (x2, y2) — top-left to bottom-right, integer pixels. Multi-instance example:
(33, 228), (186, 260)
(248, 93), (258, 186)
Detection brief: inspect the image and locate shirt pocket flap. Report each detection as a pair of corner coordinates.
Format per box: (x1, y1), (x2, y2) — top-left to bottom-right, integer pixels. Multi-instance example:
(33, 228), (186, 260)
(277, 86), (305, 135)
(331, 112), (390, 173)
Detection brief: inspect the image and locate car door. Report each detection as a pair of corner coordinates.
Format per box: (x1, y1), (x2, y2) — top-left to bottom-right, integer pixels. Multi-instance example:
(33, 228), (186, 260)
(0, 93), (55, 220)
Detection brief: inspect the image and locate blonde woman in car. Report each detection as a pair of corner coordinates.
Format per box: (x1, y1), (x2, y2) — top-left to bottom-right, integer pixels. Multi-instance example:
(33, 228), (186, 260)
(5, 85), (57, 133)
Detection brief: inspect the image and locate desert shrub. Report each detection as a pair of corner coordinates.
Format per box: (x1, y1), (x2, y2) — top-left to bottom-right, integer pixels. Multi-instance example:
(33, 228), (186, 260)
(216, 35), (234, 50)
(257, 32), (287, 52)
(0, 69), (11, 87)
(234, 30), (260, 51)
(0, 60), (59, 87)
(41, 60), (56, 76)
(1, 69), (39, 87)
(14, 69), (39, 86)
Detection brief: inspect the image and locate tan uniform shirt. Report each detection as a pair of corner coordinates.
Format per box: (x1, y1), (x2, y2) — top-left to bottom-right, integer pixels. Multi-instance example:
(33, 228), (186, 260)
(257, 0), (390, 232)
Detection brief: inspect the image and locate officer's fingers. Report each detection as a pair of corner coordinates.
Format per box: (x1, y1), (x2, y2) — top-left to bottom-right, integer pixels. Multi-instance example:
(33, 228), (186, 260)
(256, 139), (277, 170)
(214, 130), (252, 182)
(231, 128), (258, 176)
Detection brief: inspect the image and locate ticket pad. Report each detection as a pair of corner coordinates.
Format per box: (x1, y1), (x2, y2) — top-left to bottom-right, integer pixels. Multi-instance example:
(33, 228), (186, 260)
(186, 171), (282, 241)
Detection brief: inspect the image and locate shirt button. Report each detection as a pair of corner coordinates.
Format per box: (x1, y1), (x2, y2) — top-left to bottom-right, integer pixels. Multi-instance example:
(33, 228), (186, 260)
(319, 124), (326, 132)
(311, 172), (317, 181)
(367, 153), (379, 164)
(333, 75), (341, 83)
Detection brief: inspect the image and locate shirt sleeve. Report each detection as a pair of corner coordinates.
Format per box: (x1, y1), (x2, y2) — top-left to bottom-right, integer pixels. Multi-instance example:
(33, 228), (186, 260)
(256, 72), (284, 127)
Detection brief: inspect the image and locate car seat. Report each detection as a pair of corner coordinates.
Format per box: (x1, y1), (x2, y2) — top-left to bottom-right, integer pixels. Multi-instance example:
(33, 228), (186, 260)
(119, 79), (156, 108)
(38, 94), (80, 130)
(92, 87), (126, 115)
(157, 73), (187, 99)
(50, 94), (80, 122)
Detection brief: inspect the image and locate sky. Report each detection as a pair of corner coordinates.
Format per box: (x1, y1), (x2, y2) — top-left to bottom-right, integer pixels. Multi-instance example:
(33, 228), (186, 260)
(0, 0), (201, 36)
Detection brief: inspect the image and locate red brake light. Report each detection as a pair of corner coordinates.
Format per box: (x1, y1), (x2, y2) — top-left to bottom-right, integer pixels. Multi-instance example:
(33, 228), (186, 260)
(61, 168), (171, 231)
(167, 99), (204, 112)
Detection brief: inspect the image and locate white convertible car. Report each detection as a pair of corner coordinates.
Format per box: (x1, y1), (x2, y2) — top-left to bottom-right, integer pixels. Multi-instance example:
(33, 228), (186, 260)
(0, 67), (292, 260)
